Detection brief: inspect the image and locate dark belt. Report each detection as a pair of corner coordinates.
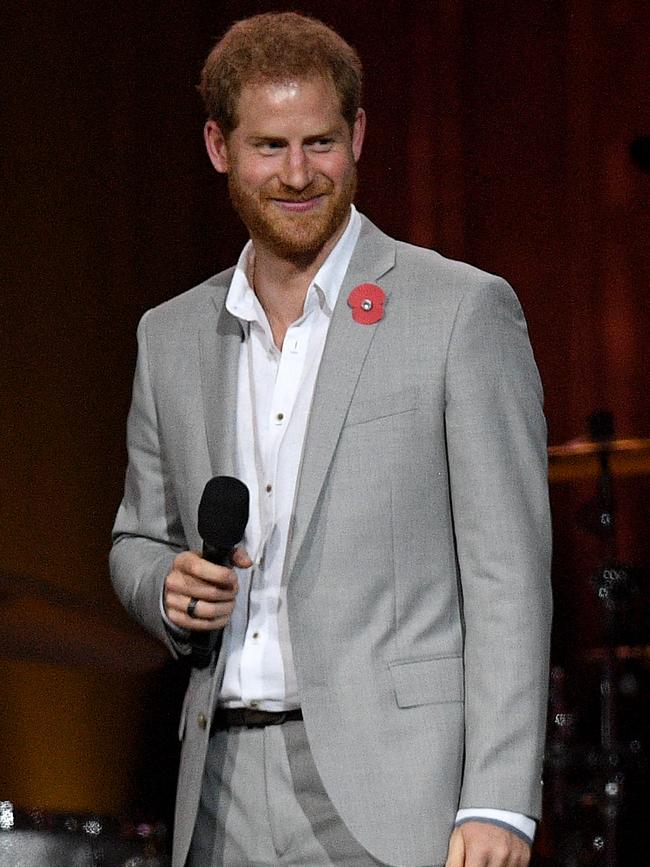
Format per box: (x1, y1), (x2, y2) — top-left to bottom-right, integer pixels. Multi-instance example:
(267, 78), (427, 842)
(212, 707), (303, 731)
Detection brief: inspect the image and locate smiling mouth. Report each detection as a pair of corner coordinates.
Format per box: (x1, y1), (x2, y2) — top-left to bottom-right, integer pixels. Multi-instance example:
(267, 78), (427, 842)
(271, 195), (325, 213)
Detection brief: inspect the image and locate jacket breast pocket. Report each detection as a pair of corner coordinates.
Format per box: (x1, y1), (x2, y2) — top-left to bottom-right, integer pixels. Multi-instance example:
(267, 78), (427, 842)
(344, 387), (419, 428)
(388, 655), (464, 708)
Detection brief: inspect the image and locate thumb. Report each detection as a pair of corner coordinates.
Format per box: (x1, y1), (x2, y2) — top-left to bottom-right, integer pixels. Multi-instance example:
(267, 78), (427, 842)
(445, 827), (465, 867)
(232, 545), (253, 568)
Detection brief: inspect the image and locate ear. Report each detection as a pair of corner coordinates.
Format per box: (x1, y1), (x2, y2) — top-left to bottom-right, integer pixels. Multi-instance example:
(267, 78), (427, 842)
(351, 108), (366, 163)
(204, 120), (229, 173)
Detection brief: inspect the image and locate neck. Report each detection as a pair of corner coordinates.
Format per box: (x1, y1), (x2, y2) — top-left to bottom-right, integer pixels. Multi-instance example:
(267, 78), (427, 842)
(250, 216), (349, 348)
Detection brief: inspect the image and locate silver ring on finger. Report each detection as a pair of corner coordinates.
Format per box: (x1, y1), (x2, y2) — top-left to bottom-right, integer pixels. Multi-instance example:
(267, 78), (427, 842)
(187, 597), (199, 618)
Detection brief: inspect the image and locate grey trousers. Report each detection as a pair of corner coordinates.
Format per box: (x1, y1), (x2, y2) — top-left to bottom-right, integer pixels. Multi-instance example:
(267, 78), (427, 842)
(187, 720), (388, 866)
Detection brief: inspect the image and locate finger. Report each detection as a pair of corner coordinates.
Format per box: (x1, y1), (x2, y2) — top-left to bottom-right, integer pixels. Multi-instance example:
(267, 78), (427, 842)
(166, 594), (234, 621)
(496, 834), (530, 867)
(165, 593), (236, 631)
(166, 571), (238, 602)
(511, 839), (531, 867)
(232, 545), (253, 568)
(172, 550), (239, 590)
(445, 827), (465, 867)
(166, 591), (235, 620)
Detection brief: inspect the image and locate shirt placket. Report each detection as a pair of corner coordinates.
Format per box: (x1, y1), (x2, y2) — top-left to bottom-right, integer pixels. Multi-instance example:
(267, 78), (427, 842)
(240, 317), (309, 707)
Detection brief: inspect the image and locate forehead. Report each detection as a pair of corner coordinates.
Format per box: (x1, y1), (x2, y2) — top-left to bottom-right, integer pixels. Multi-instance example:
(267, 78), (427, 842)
(235, 76), (344, 131)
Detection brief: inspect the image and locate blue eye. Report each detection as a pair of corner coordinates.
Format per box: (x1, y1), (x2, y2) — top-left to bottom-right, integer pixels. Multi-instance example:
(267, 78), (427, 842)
(257, 140), (285, 154)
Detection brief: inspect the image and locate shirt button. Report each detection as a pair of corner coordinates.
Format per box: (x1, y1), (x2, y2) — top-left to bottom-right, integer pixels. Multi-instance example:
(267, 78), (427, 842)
(252, 631), (260, 639)
(276, 412), (284, 421)
(249, 700), (259, 708)
(266, 483), (272, 493)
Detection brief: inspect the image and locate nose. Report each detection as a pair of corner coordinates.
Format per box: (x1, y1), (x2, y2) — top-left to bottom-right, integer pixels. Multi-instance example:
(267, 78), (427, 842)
(280, 145), (313, 191)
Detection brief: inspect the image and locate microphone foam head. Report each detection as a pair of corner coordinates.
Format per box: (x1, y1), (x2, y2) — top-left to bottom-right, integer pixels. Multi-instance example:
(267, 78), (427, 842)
(198, 476), (249, 548)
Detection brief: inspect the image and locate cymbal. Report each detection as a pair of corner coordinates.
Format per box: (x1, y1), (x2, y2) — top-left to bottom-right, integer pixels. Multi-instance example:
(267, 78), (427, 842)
(548, 438), (650, 482)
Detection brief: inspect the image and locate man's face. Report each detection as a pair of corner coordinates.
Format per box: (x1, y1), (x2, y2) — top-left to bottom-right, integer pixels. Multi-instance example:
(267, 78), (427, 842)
(205, 76), (365, 263)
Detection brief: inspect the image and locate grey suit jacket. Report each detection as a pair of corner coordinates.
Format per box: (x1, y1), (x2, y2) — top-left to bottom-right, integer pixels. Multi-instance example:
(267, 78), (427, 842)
(110, 215), (552, 867)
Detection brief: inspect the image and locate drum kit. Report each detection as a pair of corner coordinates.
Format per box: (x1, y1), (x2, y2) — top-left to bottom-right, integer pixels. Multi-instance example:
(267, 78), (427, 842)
(542, 413), (649, 867)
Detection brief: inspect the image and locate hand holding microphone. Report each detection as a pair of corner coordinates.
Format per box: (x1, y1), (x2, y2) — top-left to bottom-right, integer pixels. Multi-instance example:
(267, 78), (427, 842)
(164, 548), (250, 631)
(163, 476), (250, 634)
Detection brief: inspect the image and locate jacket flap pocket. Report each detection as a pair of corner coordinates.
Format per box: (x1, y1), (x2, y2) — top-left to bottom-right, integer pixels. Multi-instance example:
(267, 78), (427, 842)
(344, 387), (419, 427)
(389, 656), (464, 708)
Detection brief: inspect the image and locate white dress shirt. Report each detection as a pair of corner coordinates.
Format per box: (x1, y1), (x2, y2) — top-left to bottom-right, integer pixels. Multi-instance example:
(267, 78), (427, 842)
(169, 204), (534, 843)
(219, 206), (362, 709)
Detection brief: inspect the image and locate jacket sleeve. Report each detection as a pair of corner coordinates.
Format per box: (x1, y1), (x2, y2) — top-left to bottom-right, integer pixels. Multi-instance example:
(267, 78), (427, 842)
(109, 311), (191, 656)
(444, 276), (552, 818)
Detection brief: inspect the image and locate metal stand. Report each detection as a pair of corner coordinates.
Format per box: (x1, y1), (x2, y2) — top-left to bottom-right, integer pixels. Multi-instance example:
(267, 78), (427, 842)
(585, 411), (635, 867)
(543, 412), (648, 866)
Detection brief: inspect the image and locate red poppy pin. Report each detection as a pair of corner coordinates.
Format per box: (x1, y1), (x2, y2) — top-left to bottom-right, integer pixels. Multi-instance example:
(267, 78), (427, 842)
(347, 283), (386, 325)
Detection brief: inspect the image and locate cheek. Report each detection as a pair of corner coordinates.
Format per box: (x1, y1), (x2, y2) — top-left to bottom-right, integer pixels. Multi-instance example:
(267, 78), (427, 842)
(231, 157), (275, 192)
(319, 154), (356, 186)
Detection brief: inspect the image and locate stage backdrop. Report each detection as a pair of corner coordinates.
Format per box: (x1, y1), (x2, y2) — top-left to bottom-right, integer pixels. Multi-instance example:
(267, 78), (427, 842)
(2, 0), (649, 825)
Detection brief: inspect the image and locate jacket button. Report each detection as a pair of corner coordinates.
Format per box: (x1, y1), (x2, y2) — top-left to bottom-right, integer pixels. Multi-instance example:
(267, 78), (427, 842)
(197, 712), (208, 730)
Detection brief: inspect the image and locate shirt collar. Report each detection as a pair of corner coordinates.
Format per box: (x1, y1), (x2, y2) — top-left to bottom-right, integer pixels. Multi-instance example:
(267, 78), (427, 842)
(226, 205), (361, 326)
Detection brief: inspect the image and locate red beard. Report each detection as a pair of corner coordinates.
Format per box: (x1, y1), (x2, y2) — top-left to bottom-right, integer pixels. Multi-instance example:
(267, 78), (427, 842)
(227, 169), (357, 265)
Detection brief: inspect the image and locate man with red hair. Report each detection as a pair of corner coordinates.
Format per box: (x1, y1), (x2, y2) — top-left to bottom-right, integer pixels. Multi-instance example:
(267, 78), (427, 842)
(111, 12), (551, 867)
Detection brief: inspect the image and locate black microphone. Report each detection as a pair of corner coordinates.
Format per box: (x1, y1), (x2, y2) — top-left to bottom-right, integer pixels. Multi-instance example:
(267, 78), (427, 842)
(191, 476), (249, 665)
(199, 476), (250, 567)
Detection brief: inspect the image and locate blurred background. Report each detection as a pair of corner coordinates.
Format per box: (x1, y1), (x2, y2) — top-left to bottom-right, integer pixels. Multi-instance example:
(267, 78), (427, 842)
(2, 1), (649, 864)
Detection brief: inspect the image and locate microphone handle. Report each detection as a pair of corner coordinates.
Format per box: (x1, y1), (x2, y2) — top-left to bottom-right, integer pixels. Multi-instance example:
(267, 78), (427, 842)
(190, 544), (235, 666)
(202, 543), (234, 568)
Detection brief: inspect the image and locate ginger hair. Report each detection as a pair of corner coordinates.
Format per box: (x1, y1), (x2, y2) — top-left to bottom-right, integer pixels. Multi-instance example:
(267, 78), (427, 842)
(199, 12), (362, 136)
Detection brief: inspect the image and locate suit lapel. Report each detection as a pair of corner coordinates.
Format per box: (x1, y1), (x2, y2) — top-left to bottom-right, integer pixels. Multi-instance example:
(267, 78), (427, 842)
(199, 278), (242, 479)
(285, 218), (396, 579)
